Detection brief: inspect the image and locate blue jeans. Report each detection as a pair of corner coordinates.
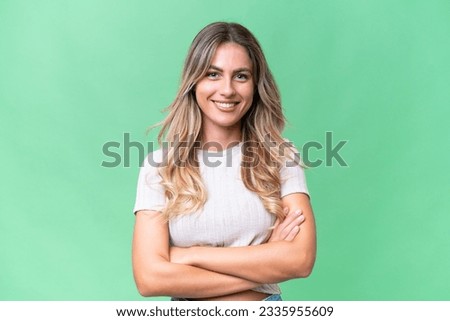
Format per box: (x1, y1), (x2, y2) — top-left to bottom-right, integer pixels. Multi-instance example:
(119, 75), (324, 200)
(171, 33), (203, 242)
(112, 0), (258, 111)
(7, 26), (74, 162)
(263, 294), (282, 301)
(171, 294), (282, 301)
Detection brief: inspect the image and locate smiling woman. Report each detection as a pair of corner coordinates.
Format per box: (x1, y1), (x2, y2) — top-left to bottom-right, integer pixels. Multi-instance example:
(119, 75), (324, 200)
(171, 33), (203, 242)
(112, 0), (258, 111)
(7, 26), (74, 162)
(132, 22), (316, 301)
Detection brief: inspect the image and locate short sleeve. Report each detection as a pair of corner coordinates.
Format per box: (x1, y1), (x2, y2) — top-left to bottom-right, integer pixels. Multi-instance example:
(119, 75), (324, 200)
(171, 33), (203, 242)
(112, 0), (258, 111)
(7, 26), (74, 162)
(279, 142), (310, 198)
(133, 150), (166, 214)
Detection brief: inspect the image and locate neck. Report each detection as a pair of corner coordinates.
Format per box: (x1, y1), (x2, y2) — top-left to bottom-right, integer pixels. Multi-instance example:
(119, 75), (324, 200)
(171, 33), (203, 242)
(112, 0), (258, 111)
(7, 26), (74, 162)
(200, 125), (242, 151)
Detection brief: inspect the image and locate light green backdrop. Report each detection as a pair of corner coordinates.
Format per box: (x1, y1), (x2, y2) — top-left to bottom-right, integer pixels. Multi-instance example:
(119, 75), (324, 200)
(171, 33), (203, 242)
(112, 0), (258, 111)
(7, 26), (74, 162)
(1, 0), (449, 300)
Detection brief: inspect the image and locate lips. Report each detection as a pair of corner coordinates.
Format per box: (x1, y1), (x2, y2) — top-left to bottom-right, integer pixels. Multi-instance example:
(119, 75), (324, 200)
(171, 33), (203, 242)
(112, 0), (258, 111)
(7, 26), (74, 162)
(212, 100), (239, 109)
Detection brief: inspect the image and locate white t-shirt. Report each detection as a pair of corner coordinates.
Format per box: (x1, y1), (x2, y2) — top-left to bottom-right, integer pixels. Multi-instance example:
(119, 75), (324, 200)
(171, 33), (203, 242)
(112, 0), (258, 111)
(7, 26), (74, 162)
(133, 142), (309, 294)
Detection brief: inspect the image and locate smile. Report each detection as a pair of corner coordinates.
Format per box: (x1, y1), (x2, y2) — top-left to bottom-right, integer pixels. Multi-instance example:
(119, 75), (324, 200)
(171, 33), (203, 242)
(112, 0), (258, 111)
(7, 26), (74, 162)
(212, 101), (239, 109)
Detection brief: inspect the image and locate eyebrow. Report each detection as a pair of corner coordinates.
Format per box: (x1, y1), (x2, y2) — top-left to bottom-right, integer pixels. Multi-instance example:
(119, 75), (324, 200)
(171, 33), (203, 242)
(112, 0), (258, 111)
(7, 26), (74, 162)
(209, 65), (252, 74)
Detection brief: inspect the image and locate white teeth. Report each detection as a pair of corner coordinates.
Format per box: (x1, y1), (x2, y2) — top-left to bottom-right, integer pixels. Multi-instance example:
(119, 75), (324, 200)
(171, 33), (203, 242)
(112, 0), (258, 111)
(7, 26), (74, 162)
(215, 101), (236, 108)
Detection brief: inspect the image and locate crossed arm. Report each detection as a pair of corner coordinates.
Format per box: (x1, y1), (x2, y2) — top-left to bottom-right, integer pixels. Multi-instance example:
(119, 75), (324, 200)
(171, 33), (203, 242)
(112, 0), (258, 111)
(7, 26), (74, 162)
(132, 192), (316, 298)
(132, 209), (261, 298)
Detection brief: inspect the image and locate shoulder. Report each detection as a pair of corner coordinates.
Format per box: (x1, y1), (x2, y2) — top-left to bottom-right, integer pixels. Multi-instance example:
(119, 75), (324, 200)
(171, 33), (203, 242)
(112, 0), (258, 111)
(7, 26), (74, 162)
(137, 148), (166, 183)
(278, 138), (310, 197)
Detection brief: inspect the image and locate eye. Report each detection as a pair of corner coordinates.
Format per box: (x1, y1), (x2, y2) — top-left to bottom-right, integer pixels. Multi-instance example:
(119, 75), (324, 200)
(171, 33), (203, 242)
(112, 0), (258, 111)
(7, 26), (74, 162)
(206, 72), (219, 79)
(235, 73), (249, 81)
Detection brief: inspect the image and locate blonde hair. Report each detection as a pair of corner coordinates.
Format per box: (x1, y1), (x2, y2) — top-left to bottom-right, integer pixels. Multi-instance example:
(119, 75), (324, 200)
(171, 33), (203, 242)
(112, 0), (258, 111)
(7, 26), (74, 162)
(156, 22), (295, 220)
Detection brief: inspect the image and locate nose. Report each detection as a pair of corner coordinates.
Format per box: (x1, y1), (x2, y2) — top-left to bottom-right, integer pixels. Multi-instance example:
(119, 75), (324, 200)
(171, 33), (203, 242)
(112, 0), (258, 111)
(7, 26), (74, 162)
(219, 78), (236, 97)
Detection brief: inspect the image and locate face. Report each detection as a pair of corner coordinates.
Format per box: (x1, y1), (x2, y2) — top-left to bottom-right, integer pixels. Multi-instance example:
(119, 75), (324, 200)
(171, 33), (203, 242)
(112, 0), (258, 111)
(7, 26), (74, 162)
(195, 42), (254, 142)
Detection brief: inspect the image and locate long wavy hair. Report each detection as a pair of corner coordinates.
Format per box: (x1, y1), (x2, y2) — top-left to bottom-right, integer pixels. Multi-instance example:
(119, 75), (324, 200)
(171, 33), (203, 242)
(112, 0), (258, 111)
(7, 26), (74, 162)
(156, 22), (295, 220)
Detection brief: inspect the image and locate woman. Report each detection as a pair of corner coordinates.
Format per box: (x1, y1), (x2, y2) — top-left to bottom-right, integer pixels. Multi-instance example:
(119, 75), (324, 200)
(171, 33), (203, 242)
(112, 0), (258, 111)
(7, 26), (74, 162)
(132, 22), (316, 301)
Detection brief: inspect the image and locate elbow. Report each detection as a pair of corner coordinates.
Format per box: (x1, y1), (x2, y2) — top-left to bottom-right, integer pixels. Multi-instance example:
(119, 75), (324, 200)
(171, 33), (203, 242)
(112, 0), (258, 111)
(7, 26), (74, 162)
(133, 265), (168, 297)
(289, 251), (316, 279)
(134, 274), (162, 297)
(135, 279), (158, 297)
(137, 287), (160, 298)
(136, 284), (151, 297)
(295, 263), (314, 278)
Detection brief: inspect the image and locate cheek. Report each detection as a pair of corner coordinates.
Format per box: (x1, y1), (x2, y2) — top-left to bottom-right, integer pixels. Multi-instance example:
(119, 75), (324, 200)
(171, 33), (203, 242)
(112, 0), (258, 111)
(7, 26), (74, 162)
(243, 85), (255, 104)
(195, 82), (215, 102)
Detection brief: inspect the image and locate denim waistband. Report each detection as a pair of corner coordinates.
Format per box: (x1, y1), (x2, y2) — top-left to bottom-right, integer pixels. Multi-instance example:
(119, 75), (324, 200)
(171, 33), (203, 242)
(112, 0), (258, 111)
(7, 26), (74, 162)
(263, 294), (282, 301)
(171, 294), (282, 301)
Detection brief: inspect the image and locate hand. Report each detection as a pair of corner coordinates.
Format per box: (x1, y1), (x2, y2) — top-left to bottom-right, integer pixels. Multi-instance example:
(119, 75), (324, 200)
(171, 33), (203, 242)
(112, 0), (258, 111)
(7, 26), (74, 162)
(268, 207), (305, 242)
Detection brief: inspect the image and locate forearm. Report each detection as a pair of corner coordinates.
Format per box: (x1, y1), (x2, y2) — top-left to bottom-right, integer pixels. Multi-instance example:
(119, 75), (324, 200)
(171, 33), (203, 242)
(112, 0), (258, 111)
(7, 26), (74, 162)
(132, 210), (260, 299)
(134, 259), (261, 298)
(174, 193), (316, 284)
(184, 240), (314, 284)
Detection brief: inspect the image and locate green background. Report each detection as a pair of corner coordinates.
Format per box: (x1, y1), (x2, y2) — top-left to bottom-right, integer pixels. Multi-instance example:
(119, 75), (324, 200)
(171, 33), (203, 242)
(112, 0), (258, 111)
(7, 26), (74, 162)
(1, 0), (449, 300)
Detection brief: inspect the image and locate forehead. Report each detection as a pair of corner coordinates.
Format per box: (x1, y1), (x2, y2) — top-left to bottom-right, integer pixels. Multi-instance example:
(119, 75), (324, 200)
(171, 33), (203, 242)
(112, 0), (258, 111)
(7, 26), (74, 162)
(209, 42), (252, 70)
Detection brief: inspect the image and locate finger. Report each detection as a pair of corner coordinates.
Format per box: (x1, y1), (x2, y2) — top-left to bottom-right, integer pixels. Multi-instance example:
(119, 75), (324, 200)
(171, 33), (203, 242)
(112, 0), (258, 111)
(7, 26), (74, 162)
(279, 226), (289, 240)
(285, 225), (300, 241)
(279, 209), (303, 229)
(280, 214), (305, 239)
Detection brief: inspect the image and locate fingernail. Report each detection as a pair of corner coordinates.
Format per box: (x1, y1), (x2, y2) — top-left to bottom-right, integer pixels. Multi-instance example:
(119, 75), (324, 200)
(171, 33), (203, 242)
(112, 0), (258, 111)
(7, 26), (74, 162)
(298, 215), (305, 221)
(295, 209), (302, 216)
